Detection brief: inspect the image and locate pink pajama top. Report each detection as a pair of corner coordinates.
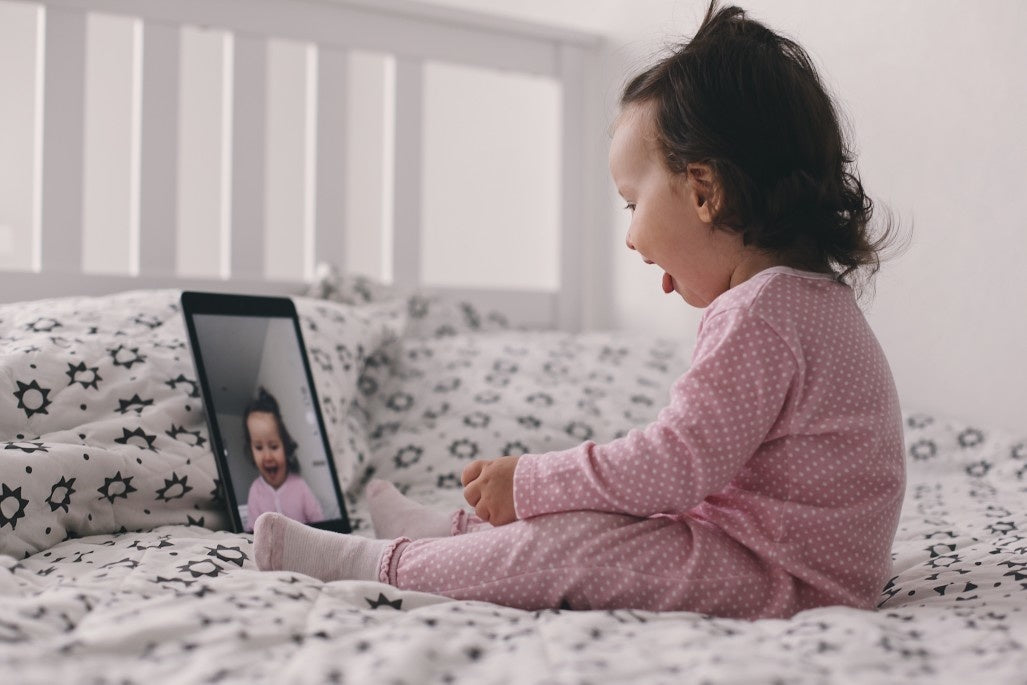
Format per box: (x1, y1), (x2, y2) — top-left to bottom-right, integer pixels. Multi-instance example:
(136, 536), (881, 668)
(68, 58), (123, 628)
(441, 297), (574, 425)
(246, 473), (325, 532)
(513, 266), (905, 615)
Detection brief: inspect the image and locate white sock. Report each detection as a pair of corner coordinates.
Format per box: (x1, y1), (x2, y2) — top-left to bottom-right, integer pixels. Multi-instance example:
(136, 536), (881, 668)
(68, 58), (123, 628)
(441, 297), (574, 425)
(366, 479), (454, 540)
(253, 512), (390, 582)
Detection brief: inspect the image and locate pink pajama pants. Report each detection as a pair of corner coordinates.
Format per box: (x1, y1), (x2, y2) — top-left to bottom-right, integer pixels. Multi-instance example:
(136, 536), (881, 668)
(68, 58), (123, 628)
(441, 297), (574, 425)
(385, 509), (797, 618)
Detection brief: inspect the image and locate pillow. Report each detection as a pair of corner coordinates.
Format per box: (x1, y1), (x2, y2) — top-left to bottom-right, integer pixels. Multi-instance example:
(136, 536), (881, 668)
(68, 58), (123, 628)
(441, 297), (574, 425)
(0, 290), (395, 558)
(305, 263), (511, 338)
(349, 330), (690, 510)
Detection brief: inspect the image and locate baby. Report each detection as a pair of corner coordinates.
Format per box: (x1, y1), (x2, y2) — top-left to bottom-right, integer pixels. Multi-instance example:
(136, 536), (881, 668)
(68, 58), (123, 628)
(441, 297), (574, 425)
(252, 1), (904, 620)
(243, 387), (323, 531)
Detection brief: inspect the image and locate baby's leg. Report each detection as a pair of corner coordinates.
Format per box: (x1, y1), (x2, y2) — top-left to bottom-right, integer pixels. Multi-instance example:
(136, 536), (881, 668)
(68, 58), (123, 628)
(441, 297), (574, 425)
(253, 512), (402, 583)
(388, 510), (790, 616)
(366, 480), (454, 539)
(367, 479), (491, 539)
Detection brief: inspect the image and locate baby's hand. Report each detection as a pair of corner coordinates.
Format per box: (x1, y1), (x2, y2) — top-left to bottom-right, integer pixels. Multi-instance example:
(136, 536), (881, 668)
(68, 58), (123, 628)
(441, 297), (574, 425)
(461, 455), (520, 526)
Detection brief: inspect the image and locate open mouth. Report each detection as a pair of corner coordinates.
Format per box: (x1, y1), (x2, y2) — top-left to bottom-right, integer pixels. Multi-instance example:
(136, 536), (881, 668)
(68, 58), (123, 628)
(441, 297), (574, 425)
(262, 462), (281, 480)
(639, 254), (674, 294)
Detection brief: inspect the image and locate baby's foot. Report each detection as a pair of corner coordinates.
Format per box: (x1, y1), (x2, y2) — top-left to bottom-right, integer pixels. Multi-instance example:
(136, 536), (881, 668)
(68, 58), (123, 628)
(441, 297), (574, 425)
(366, 479), (454, 539)
(253, 512), (388, 582)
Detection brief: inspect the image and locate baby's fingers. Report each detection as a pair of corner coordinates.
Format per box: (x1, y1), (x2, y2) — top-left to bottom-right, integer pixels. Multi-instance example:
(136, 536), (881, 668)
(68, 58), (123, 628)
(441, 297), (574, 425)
(461, 459), (486, 486)
(463, 481), (481, 507)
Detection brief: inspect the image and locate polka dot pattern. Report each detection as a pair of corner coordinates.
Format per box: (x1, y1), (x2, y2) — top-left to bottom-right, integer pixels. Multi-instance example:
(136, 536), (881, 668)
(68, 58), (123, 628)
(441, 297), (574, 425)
(393, 268), (906, 619)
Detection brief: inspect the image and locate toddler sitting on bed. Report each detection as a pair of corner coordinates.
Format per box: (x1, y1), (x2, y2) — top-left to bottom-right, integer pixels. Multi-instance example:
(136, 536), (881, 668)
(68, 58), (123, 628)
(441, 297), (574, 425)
(252, 0), (905, 620)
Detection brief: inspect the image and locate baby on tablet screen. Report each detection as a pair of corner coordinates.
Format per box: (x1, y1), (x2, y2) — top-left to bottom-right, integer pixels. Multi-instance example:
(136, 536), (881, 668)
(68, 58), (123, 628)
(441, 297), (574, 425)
(243, 387), (324, 532)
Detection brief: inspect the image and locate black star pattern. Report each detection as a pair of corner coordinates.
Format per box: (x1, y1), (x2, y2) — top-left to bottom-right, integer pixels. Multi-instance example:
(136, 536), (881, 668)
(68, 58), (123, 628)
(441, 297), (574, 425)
(394, 445), (423, 469)
(407, 296), (429, 318)
(272, 587), (308, 601)
(449, 439), (479, 460)
(501, 441), (529, 456)
(108, 344), (146, 369)
(463, 412), (490, 428)
(165, 424), (206, 448)
(100, 557), (140, 570)
(909, 439), (937, 461)
(365, 592), (402, 610)
(46, 477), (76, 513)
(965, 461), (991, 478)
(460, 302), (481, 329)
(114, 427), (158, 451)
(422, 402), (451, 421)
(958, 428), (985, 448)
(177, 559), (224, 578)
(565, 421), (594, 441)
(0, 483), (30, 530)
(369, 421), (396, 441)
(386, 392), (414, 411)
(65, 362), (102, 389)
(115, 394), (154, 415)
(434, 377), (461, 393)
(3, 441), (48, 454)
(165, 374), (200, 397)
(132, 314), (163, 329)
(96, 472), (138, 503)
(155, 472), (193, 502)
(310, 348), (332, 372)
(13, 379), (52, 418)
(25, 317), (61, 333)
(525, 392), (554, 407)
(517, 415), (541, 430)
(483, 373), (509, 388)
(436, 473), (461, 489)
(358, 376), (378, 396)
(152, 575), (195, 589)
(129, 538), (173, 551)
(206, 544), (247, 566)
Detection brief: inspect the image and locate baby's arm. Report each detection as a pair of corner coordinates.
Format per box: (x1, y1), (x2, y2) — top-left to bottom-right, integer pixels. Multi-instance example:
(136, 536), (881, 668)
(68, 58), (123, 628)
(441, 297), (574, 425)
(515, 309), (797, 520)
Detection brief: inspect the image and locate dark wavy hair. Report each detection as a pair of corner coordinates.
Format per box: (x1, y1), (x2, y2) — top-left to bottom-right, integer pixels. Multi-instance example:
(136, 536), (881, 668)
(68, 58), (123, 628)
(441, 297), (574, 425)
(243, 386), (301, 474)
(621, 1), (897, 293)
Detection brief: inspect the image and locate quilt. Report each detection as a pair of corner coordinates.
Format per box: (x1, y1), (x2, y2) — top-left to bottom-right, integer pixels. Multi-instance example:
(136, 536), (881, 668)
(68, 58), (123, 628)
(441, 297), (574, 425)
(1, 276), (1025, 684)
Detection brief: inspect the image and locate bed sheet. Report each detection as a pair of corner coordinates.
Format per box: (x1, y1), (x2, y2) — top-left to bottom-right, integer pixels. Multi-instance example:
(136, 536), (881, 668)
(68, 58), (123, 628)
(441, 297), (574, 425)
(1, 283), (1025, 683)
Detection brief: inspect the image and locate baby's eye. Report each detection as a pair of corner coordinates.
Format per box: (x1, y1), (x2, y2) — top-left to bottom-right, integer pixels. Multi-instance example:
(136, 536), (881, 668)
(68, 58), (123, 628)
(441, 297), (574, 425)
(623, 203), (636, 213)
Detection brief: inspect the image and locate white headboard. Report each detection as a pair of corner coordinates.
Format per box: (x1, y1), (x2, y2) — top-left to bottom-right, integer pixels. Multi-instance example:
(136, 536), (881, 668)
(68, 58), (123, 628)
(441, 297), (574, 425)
(0, 0), (606, 330)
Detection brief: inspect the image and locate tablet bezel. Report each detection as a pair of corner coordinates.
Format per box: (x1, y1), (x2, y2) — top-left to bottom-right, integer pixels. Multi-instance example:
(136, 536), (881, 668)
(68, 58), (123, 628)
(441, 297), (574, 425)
(180, 290), (351, 534)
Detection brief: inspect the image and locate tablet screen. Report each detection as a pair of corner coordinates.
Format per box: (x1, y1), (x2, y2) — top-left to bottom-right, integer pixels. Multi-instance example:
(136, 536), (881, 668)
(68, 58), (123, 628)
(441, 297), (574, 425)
(187, 304), (347, 533)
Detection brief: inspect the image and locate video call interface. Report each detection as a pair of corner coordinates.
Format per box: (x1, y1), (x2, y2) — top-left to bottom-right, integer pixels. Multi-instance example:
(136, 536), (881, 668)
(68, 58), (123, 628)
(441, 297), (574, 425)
(191, 313), (341, 532)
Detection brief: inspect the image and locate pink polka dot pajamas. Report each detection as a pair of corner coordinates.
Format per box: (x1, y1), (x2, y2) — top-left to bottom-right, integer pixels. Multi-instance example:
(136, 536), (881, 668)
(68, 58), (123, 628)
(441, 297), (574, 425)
(387, 267), (906, 619)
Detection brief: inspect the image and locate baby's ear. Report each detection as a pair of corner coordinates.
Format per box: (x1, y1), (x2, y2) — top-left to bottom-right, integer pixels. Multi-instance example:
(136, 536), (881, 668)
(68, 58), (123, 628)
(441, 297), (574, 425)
(686, 163), (718, 221)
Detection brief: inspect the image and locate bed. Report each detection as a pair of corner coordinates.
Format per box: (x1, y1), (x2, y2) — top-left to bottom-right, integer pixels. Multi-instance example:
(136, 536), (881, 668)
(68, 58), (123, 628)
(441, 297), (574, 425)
(1, 0), (1026, 683)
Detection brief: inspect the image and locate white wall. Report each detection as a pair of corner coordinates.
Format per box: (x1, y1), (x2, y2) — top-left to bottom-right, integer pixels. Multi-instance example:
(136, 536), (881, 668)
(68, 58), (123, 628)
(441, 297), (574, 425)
(416, 0), (1027, 433)
(0, 0), (1023, 432)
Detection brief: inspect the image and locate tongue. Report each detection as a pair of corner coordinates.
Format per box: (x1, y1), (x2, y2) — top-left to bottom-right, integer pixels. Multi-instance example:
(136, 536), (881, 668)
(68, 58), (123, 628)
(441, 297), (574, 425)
(662, 272), (674, 294)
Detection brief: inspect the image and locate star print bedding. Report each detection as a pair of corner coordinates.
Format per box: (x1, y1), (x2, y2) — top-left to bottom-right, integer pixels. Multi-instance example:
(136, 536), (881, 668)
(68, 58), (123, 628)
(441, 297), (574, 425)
(1, 276), (1025, 684)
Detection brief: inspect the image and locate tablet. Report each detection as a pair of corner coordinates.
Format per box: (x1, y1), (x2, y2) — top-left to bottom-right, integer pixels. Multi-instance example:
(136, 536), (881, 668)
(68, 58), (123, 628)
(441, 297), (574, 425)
(181, 291), (351, 534)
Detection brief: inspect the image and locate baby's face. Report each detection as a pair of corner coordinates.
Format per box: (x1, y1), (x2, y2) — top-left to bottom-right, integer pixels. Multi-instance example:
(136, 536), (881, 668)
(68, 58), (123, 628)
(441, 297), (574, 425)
(609, 104), (748, 307)
(247, 411), (288, 489)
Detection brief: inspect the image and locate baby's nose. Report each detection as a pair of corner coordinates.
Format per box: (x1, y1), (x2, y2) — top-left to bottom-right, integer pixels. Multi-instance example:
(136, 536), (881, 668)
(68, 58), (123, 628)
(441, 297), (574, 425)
(625, 234), (636, 251)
